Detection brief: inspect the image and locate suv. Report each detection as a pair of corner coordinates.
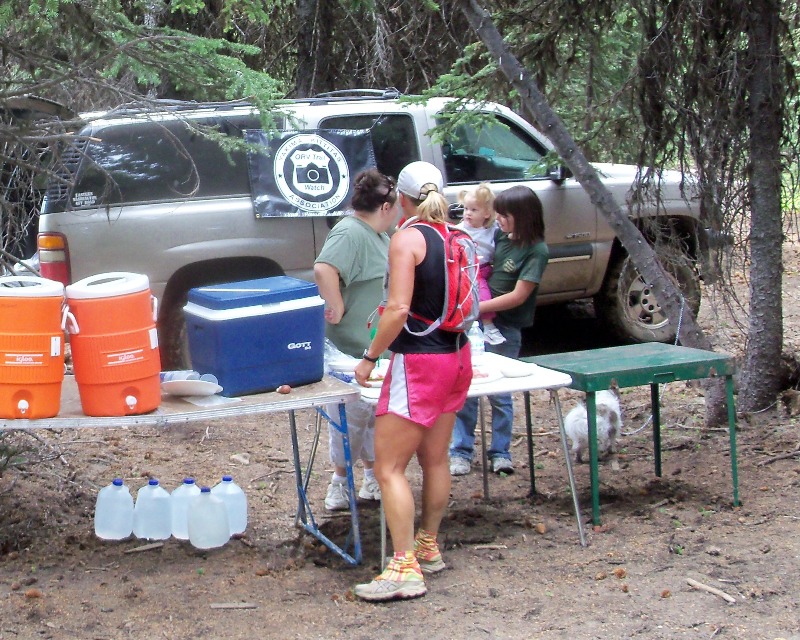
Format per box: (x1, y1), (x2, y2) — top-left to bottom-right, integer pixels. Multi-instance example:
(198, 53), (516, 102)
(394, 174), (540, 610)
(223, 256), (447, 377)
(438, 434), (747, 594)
(38, 90), (703, 368)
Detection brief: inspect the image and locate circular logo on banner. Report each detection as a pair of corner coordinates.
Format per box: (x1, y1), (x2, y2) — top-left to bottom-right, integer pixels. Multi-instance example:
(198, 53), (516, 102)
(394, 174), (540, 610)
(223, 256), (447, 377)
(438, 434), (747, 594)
(273, 133), (350, 213)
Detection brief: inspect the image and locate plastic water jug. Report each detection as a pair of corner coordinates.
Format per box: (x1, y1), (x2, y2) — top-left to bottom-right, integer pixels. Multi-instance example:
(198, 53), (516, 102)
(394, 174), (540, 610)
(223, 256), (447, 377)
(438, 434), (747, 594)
(94, 478), (134, 540)
(211, 475), (248, 535)
(133, 478), (172, 540)
(170, 478), (201, 540)
(188, 487), (230, 549)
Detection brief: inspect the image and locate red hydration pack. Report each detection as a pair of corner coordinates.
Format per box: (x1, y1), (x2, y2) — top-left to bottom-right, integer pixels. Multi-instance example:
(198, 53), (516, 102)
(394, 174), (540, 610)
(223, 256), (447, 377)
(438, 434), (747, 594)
(401, 218), (481, 336)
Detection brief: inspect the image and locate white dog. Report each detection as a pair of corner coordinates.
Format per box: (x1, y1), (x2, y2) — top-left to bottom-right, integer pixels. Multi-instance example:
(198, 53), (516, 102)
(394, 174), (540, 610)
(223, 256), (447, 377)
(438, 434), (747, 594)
(564, 390), (622, 463)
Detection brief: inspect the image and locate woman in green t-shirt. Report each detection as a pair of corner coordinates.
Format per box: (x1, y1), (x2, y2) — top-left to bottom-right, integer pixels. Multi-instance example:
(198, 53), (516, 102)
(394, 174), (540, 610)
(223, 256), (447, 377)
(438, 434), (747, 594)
(314, 169), (398, 511)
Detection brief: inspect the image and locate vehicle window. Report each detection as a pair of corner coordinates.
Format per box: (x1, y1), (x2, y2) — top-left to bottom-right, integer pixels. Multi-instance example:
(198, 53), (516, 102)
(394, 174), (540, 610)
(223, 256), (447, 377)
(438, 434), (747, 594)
(441, 115), (549, 184)
(319, 114), (420, 180)
(52, 116), (260, 210)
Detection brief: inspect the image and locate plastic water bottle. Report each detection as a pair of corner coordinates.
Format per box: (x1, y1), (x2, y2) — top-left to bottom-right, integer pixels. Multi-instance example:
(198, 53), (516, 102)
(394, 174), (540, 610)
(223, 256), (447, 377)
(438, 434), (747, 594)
(467, 324), (485, 360)
(170, 478), (201, 540)
(133, 479), (172, 540)
(94, 478), (134, 540)
(211, 475), (248, 535)
(188, 487), (230, 549)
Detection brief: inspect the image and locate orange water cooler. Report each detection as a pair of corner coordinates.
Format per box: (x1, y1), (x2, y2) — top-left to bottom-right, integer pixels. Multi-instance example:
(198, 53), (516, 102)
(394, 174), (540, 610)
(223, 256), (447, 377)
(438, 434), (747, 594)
(65, 272), (161, 416)
(0, 276), (66, 419)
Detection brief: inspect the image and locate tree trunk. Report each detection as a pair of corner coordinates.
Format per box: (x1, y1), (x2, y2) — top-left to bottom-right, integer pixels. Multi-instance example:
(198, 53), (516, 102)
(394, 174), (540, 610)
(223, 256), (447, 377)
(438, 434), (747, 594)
(458, 0), (733, 424)
(295, 0), (334, 98)
(738, 0), (784, 412)
(295, 0), (318, 98)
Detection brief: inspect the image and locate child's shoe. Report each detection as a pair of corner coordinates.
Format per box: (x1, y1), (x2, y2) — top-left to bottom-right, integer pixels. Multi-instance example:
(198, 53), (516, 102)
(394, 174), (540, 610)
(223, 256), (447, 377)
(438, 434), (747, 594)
(482, 322), (506, 345)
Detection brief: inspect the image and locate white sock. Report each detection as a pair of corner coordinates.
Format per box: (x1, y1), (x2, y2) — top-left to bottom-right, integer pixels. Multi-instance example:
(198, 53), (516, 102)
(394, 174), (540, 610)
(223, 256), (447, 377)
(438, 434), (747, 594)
(332, 473), (347, 484)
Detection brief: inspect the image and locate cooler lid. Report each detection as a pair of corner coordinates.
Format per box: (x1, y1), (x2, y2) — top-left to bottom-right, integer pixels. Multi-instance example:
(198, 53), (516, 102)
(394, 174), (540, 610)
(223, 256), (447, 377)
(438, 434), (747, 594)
(187, 276), (319, 310)
(66, 272), (150, 300)
(0, 275), (65, 298)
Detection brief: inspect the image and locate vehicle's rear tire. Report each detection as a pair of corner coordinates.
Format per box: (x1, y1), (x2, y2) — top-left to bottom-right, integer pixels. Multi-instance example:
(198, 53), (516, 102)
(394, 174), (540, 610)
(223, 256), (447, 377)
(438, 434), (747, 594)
(594, 250), (701, 344)
(160, 290), (193, 370)
(158, 264), (284, 370)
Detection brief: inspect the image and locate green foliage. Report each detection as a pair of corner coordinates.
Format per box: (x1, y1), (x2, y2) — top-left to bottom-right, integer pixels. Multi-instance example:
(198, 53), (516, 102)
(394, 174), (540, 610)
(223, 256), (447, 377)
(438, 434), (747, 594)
(0, 432), (32, 477)
(27, 0), (66, 21)
(169, 0), (206, 14)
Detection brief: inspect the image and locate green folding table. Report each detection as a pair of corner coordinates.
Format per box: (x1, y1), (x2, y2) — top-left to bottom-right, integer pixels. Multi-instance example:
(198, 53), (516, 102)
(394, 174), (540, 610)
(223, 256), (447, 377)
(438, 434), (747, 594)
(525, 343), (739, 525)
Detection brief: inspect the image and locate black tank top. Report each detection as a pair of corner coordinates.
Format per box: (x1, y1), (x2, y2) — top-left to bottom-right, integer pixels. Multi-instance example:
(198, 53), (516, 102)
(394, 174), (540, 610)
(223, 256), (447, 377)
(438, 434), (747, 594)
(389, 223), (463, 354)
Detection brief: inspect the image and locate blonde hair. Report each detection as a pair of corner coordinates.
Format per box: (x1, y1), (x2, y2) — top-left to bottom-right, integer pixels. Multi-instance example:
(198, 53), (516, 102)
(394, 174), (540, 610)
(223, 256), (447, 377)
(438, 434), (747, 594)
(406, 184), (449, 224)
(458, 182), (497, 227)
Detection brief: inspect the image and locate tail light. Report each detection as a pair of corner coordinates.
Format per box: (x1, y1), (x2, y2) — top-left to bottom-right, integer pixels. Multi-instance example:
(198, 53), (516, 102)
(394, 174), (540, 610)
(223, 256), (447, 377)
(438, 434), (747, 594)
(37, 233), (71, 285)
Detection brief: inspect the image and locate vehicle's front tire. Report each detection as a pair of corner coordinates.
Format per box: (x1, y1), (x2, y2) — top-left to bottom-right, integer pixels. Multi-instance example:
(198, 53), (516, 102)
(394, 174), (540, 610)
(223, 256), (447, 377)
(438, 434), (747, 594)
(595, 250), (701, 344)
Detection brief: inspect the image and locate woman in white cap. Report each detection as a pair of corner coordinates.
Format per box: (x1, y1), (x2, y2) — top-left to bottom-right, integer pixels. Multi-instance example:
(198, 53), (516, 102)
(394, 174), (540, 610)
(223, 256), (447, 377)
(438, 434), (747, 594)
(353, 161), (473, 602)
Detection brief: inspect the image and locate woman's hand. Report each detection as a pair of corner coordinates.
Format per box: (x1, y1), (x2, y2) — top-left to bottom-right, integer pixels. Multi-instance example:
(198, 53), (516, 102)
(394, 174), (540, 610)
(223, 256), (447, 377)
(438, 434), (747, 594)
(314, 262), (345, 324)
(324, 304), (344, 324)
(354, 358), (376, 387)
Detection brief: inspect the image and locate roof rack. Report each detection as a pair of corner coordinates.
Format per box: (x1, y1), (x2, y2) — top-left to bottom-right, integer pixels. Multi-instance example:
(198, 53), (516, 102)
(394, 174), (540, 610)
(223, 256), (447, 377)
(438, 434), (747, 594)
(310, 88), (401, 101)
(86, 98), (257, 120)
(77, 88), (405, 121)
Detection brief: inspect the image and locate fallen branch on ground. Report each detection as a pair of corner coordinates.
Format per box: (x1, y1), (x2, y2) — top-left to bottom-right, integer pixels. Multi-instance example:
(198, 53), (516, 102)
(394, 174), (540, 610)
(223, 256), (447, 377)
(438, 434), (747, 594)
(124, 542), (164, 554)
(757, 444), (800, 466)
(686, 577), (736, 603)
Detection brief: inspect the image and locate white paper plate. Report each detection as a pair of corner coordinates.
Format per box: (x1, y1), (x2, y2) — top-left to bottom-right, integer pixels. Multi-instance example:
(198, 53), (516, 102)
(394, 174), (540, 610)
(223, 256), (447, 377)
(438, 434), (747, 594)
(499, 361), (540, 378)
(366, 372), (387, 387)
(470, 367), (504, 385)
(359, 385), (382, 401)
(161, 379), (223, 397)
(327, 358), (360, 373)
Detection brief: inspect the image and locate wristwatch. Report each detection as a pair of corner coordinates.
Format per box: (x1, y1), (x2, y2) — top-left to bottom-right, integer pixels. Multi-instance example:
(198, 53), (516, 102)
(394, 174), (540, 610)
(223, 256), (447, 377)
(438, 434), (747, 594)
(362, 349), (379, 363)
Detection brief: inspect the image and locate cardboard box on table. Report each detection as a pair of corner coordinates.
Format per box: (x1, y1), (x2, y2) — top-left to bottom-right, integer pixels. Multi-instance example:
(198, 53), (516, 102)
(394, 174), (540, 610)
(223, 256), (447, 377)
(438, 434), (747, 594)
(184, 276), (325, 397)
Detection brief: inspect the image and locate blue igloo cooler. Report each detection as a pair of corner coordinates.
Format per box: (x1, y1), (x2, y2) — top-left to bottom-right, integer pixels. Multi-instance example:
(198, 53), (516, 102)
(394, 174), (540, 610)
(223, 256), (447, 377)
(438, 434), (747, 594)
(184, 276), (325, 396)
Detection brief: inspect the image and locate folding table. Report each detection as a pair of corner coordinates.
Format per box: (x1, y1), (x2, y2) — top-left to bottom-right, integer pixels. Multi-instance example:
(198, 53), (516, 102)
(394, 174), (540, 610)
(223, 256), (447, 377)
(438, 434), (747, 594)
(526, 343), (739, 526)
(361, 352), (587, 557)
(1, 375), (364, 564)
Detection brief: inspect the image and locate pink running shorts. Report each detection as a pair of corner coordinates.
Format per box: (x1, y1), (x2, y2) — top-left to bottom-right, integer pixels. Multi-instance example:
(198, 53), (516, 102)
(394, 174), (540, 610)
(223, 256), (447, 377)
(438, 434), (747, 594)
(376, 345), (473, 428)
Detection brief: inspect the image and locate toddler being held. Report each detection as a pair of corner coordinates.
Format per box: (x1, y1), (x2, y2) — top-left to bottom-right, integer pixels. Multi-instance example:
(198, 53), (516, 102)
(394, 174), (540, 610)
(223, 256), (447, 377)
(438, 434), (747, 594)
(456, 183), (505, 345)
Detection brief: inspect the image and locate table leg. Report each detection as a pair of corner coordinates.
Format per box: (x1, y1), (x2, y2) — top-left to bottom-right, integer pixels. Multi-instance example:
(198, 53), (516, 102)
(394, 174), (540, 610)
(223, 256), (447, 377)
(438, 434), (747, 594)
(291, 404), (362, 565)
(651, 384), (662, 477)
(552, 390), (587, 547)
(525, 391), (536, 497)
(380, 501), (387, 570)
(289, 409), (308, 527)
(725, 375), (740, 506)
(587, 392), (601, 525)
(480, 396), (490, 500)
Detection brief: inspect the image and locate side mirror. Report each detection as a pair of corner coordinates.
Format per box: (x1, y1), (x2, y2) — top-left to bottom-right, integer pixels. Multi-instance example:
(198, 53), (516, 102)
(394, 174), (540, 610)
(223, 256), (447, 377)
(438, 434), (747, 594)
(548, 165), (572, 183)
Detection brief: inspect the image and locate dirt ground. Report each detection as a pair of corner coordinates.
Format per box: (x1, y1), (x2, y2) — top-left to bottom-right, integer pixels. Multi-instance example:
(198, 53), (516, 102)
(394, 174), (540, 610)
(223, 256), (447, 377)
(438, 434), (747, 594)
(1, 244), (799, 640)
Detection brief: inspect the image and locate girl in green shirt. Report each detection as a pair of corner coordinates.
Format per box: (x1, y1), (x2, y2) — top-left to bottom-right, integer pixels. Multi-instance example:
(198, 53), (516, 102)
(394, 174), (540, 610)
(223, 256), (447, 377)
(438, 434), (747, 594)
(450, 185), (549, 476)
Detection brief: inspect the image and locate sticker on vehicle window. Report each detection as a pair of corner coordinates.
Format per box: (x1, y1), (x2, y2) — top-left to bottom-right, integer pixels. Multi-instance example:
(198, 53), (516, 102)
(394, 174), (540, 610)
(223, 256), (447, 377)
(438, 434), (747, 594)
(246, 129), (376, 218)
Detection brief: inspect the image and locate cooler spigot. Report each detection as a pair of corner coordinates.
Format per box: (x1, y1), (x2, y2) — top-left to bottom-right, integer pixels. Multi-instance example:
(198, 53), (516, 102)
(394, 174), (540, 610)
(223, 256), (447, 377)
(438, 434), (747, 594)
(17, 399), (29, 416)
(125, 395), (137, 411)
